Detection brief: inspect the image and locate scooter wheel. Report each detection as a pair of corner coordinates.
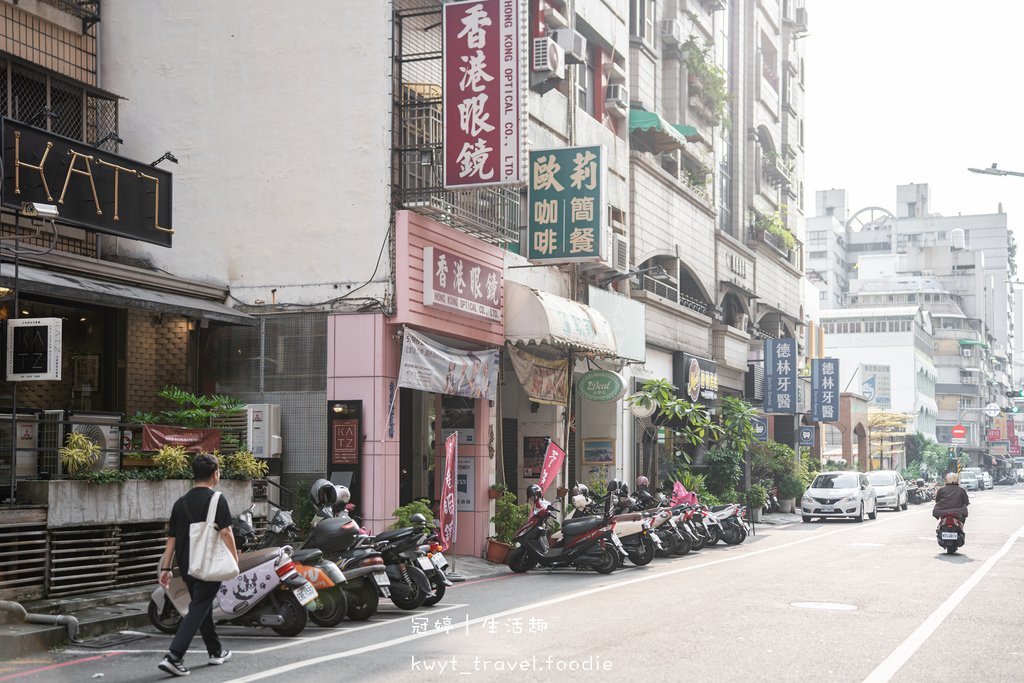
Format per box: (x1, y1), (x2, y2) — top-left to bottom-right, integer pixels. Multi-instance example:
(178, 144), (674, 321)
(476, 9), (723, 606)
(147, 599), (182, 634)
(345, 582), (379, 621)
(672, 533), (692, 556)
(705, 526), (721, 546)
(309, 586), (348, 628)
(422, 579), (446, 607)
(271, 591), (308, 637)
(508, 546), (536, 573)
(945, 545), (957, 555)
(390, 566), (429, 610)
(592, 547), (618, 574)
(626, 534), (656, 567)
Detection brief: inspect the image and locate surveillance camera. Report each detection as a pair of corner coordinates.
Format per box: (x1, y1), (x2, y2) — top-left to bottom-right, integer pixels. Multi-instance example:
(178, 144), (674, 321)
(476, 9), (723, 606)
(21, 202), (60, 219)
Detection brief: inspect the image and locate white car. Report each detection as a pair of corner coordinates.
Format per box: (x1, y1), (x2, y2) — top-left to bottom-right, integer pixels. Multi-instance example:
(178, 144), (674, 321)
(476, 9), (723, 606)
(982, 471), (993, 489)
(801, 471), (877, 523)
(866, 470), (908, 511)
(960, 470), (980, 491)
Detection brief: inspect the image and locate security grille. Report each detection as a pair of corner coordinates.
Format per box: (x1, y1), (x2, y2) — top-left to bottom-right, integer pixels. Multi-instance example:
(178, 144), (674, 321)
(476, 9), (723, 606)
(0, 511), (46, 600)
(48, 525), (119, 596)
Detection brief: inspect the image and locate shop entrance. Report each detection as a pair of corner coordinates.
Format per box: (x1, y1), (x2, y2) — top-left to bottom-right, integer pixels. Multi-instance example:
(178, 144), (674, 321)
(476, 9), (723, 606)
(399, 389), (435, 507)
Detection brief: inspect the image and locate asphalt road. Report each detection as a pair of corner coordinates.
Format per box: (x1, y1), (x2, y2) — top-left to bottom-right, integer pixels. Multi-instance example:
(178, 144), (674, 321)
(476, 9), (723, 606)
(4, 484), (1023, 682)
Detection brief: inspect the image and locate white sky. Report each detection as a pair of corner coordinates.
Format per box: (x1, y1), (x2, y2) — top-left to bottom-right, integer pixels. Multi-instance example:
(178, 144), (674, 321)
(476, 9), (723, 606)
(803, 1), (1024, 236)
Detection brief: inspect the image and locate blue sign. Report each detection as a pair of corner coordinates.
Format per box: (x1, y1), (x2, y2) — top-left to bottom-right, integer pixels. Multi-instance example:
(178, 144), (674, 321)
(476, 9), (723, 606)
(764, 339), (797, 414)
(861, 374), (876, 402)
(799, 426), (815, 447)
(751, 416), (768, 442)
(811, 358), (840, 422)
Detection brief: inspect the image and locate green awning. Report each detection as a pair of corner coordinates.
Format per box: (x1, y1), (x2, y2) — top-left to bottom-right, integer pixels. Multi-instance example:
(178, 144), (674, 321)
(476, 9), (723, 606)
(629, 109), (695, 152)
(959, 339), (987, 347)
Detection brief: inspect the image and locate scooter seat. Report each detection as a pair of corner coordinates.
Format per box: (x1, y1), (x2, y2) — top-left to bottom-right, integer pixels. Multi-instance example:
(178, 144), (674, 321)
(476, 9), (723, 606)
(238, 547), (281, 571)
(291, 548), (324, 564)
(709, 504), (735, 512)
(374, 527), (415, 542)
(561, 516), (603, 536)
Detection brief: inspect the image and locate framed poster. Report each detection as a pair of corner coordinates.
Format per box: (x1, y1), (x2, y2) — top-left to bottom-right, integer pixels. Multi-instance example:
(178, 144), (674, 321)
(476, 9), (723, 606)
(583, 439), (614, 465)
(523, 436), (547, 479)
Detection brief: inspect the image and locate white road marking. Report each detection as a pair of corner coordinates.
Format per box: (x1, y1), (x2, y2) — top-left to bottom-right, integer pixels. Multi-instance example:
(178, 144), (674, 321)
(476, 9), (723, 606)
(221, 510), (923, 682)
(791, 602), (857, 611)
(863, 522), (1024, 683)
(850, 542), (886, 547)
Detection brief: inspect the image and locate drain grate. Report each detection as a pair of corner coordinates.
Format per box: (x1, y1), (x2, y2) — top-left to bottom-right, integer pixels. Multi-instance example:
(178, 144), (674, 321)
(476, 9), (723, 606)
(75, 632), (150, 649)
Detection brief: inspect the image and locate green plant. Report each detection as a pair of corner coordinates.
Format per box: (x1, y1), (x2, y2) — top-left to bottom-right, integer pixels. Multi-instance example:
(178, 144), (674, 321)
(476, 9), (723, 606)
(140, 386), (246, 428)
(628, 378), (722, 447)
(778, 472), (806, 500)
(682, 35), (729, 125)
(221, 449), (269, 480)
(705, 447), (744, 497)
(718, 396), (758, 454)
(488, 482), (509, 493)
(292, 479), (319, 535)
(59, 432), (102, 477)
(744, 483), (769, 509)
(751, 441), (797, 484)
(153, 445), (191, 478)
(490, 492), (528, 544)
(586, 472), (609, 500)
(391, 499), (435, 530)
(754, 210), (796, 250)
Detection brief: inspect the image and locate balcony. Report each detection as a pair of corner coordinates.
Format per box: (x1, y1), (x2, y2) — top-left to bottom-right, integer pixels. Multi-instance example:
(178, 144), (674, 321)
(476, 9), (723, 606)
(749, 226), (790, 257)
(761, 153), (794, 188)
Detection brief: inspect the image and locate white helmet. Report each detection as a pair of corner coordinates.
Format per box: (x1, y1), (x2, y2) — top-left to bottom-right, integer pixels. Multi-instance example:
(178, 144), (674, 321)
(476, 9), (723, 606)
(572, 494), (588, 510)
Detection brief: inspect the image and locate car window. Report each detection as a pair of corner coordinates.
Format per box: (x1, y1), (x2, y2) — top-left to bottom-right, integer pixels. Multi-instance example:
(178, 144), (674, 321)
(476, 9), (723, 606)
(860, 475), (869, 488)
(811, 473), (859, 488)
(960, 471), (977, 479)
(866, 472), (895, 485)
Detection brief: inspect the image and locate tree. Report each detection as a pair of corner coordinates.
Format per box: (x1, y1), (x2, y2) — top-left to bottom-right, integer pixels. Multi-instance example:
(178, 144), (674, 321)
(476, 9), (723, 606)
(628, 378), (722, 448)
(868, 410), (913, 470)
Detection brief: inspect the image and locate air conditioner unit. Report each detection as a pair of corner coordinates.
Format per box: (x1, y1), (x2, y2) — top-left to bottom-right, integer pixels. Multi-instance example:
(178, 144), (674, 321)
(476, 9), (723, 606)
(247, 403), (282, 459)
(532, 37), (566, 80)
(39, 410), (123, 475)
(961, 348), (972, 358)
(604, 83), (629, 117)
(660, 18), (683, 47)
(612, 233), (630, 273)
(0, 412), (39, 479)
(549, 28), (586, 65)
(541, 2), (569, 29)
(794, 6), (808, 32)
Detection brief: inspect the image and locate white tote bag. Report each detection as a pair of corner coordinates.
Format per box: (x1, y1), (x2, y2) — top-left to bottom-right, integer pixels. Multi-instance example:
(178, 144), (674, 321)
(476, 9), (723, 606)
(188, 491), (239, 582)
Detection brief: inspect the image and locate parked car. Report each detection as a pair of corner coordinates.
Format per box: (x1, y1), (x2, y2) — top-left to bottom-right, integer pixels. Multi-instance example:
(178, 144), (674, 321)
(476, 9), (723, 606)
(865, 470), (907, 511)
(962, 467), (989, 490)
(960, 470), (980, 491)
(801, 471), (877, 523)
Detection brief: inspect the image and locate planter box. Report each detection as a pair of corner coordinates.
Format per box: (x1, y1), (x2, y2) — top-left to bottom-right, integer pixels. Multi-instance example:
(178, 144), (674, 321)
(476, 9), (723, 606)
(17, 479), (255, 528)
(749, 506), (762, 523)
(778, 498), (796, 514)
(484, 538), (513, 564)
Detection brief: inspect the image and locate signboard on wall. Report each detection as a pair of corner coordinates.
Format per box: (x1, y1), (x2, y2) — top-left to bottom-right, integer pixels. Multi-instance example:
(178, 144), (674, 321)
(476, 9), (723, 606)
(674, 353), (719, 407)
(397, 328), (499, 400)
(456, 455), (475, 511)
(422, 246), (503, 322)
(527, 145), (606, 263)
(861, 364), (891, 407)
(442, 0), (522, 188)
(327, 400), (363, 504)
(5, 317), (62, 381)
(811, 358), (840, 422)
(763, 339), (797, 414)
(2, 118), (173, 246)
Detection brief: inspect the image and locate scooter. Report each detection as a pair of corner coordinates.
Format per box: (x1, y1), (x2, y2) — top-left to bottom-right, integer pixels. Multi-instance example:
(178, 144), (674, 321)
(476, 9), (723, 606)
(936, 513), (966, 555)
(366, 512), (444, 610)
(508, 484), (625, 574)
(148, 543), (317, 637)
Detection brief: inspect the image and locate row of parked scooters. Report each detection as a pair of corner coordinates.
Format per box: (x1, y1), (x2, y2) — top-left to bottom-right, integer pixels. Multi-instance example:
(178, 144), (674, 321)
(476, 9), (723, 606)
(148, 480), (449, 638)
(508, 478), (751, 574)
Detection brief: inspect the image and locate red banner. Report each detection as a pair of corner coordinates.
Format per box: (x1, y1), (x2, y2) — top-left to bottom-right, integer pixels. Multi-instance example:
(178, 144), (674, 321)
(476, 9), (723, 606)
(439, 432), (458, 551)
(142, 425), (221, 453)
(538, 439), (566, 494)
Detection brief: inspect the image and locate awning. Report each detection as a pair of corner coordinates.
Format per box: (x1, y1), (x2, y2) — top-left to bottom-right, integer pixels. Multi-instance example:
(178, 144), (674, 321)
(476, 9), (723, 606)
(504, 281), (616, 356)
(628, 109), (697, 152)
(0, 263), (255, 325)
(958, 339), (988, 348)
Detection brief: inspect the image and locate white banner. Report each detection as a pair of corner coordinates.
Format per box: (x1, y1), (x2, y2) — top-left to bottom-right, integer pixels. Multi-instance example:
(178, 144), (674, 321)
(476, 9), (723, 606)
(397, 328), (499, 400)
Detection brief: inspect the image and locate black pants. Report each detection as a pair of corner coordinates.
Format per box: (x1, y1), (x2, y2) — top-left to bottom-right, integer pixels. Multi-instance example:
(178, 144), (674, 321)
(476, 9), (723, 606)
(169, 576), (223, 661)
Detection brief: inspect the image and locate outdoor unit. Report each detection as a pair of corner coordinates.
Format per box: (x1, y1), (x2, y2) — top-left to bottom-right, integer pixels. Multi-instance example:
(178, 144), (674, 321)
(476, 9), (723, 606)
(612, 233), (630, 273)
(660, 18), (683, 47)
(39, 411), (122, 474)
(605, 83), (629, 117)
(0, 412), (39, 478)
(247, 404), (282, 459)
(541, 1), (569, 29)
(531, 37), (566, 80)
(549, 28), (586, 65)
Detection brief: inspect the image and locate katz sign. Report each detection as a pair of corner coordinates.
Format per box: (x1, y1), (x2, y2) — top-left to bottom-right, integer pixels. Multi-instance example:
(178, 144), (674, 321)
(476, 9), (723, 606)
(2, 118), (172, 246)
(442, 0), (522, 188)
(423, 246), (502, 321)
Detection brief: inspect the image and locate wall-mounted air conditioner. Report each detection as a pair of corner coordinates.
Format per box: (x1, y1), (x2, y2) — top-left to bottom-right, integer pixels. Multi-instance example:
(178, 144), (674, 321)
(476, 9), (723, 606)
(549, 28), (586, 65)
(660, 18), (683, 47)
(532, 37), (566, 80)
(604, 83), (629, 117)
(39, 411), (122, 475)
(541, 2), (569, 29)
(0, 412), (39, 478)
(247, 404), (282, 459)
(612, 233), (630, 273)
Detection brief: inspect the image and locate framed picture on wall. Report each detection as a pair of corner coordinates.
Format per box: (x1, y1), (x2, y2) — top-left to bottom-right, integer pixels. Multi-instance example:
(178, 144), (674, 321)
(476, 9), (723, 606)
(522, 436), (548, 478)
(582, 439), (614, 464)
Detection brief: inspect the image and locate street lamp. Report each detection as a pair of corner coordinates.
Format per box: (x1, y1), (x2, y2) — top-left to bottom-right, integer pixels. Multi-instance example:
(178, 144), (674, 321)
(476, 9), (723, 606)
(598, 264), (669, 290)
(967, 163), (1024, 178)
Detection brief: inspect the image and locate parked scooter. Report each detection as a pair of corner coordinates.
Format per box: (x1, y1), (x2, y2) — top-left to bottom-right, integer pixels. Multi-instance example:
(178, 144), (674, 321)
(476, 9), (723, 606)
(508, 484), (624, 574)
(935, 513), (966, 555)
(365, 512), (446, 610)
(561, 482), (660, 566)
(148, 541), (317, 637)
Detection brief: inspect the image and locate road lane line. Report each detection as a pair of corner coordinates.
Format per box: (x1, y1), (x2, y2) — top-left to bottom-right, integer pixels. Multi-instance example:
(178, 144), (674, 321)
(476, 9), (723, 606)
(863, 522), (1024, 683)
(221, 511), (923, 682)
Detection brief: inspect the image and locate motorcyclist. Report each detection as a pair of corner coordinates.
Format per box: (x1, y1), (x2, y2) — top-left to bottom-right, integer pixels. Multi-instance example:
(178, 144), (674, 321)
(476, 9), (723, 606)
(932, 472), (970, 522)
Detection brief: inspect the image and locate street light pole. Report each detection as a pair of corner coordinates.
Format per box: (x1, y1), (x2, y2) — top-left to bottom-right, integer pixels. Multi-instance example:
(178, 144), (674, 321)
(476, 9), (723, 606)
(968, 163), (1024, 178)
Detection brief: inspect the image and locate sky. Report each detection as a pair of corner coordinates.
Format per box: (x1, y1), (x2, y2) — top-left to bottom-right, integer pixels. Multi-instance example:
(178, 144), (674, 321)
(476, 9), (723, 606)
(803, 1), (1024, 235)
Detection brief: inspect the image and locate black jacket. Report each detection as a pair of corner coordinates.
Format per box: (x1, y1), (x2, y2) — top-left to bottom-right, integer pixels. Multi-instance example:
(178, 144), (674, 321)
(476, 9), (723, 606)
(932, 484), (970, 519)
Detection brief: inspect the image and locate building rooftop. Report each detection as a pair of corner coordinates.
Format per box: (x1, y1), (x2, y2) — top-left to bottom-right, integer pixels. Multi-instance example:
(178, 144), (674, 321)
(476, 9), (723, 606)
(819, 306), (922, 319)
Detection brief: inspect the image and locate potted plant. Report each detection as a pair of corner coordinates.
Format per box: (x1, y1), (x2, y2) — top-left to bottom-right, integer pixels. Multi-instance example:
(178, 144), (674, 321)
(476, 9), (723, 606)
(778, 472), (806, 513)
(391, 499), (435, 529)
(487, 482), (508, 500)
(59, 432), (102, 477)
(744, 483), (768, 522)
(486, 491), (527, 564)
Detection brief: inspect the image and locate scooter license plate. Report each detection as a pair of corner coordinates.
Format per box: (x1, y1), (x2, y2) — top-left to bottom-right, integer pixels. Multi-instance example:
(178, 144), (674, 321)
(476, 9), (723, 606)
(941, 532), (959, 541)
(431, 552), (447, 569)
(293, 582), (318, 607)
(373, 571), (391, 587)
(417, 556), (434, 571)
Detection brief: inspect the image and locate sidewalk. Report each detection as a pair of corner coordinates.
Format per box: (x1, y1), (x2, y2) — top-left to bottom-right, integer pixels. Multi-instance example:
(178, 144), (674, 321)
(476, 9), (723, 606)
(0, 555), (508, 657)
(755, 511), (803, 526)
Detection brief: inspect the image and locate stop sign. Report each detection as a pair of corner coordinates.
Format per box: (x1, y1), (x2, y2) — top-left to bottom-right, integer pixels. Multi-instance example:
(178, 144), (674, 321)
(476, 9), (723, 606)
(951, 424), (967, 442)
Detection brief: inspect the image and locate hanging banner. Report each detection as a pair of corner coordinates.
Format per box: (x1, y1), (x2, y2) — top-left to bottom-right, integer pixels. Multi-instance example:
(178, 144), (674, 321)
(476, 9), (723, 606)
(538, 439), (567, 494)
(397, 328), (499, 400)
(442, 0), (522, 188)
(506, 344), (568, 405)
(764, 338), (797, 414)
(142, 425), (221, 453)
(811, 358), (840, 422)
(439, 432), (458, 551)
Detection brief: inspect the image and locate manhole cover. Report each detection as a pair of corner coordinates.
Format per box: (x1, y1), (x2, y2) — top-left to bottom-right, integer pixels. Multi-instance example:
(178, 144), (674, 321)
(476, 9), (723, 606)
(791, 602), (857, 611)
(75, 632), (150, 648)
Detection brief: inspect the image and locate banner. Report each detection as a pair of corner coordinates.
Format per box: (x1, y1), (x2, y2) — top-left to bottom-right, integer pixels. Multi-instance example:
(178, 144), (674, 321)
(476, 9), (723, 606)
(538, 439), (567, 494)
(439, 432), (458, 551)
(764, 338), (797, 414)
(506, 344), (568, 405)
(442, 0), (522, 188)
(397, 328), (499, 400)
(142, 425), (221, 453)
(811, 358), (840, 422)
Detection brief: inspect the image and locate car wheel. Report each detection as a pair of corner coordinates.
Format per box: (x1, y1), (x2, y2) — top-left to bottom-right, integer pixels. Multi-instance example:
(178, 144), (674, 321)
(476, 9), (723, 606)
(802, 515), (812, 523)
(901, 499), (908, 511)
(854, 504), (864, 523)
(868, 499), (877, 520)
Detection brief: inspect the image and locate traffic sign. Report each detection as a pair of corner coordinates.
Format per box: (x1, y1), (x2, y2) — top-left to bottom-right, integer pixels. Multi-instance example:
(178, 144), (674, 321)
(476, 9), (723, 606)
(951, 424), (967, 444)
(984, 402), (1001, 418)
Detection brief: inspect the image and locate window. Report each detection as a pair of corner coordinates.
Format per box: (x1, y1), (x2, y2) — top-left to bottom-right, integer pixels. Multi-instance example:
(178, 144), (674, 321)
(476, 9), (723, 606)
(576, 47), (597, 117)
(809, 251), (827, 259)
(819, 290), (827, 301)
(825, 207), (834, 216)
(630, 0), (656, 45)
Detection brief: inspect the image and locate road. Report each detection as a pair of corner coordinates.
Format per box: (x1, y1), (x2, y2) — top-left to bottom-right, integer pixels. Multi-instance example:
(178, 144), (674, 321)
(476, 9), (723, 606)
(4, 485), (1023, 682)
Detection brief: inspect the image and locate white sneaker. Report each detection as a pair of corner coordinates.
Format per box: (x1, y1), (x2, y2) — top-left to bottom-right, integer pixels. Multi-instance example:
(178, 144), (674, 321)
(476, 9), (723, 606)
(208, 649), (232, 665)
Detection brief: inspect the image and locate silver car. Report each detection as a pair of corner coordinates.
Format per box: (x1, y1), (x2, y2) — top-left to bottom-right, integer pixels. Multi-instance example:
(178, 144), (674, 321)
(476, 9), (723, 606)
(866, 470), (907, 511)
(960, 470), (980, 491)
(801, 471), (877, 522)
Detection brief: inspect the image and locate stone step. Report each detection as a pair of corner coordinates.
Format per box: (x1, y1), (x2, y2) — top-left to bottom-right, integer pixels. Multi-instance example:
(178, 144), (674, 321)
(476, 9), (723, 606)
(0, 598), (152, 657)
